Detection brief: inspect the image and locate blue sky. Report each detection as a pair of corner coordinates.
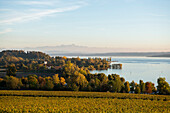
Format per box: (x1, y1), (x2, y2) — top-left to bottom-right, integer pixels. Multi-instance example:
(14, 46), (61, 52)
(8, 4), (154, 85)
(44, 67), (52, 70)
(0, 0), (170, 52)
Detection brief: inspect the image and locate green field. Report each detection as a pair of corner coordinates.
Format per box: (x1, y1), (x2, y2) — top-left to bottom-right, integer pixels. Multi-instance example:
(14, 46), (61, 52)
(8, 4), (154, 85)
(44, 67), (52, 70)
(0, 90), (170, 113)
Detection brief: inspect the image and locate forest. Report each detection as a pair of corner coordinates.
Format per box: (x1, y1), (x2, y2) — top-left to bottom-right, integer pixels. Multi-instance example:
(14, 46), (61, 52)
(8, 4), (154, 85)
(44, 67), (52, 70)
(0, 50), (170, 95)
(0, 50), (110, 71)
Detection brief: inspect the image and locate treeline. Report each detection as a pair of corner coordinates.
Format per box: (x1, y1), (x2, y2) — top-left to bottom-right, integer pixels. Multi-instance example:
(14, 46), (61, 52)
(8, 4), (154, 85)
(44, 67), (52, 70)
(0, 61), (170, 95)
(0, 50), (50, 59)
(0, 50), (110, 71)
(0, 75), (169, 95)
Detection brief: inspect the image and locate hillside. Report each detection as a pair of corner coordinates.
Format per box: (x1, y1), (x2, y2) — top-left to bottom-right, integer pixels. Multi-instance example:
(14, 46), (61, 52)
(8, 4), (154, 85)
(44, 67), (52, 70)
(0, 50), (110, 73)
(0, 50), (50, 59)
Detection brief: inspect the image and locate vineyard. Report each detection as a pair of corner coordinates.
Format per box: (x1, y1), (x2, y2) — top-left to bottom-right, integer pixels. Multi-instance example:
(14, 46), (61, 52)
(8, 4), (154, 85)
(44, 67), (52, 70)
(0, 90), (170, 112)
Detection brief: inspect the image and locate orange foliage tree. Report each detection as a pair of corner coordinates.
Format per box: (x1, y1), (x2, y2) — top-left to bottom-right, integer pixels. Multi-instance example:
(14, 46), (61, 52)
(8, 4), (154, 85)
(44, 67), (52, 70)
(145, 82), (152, 94)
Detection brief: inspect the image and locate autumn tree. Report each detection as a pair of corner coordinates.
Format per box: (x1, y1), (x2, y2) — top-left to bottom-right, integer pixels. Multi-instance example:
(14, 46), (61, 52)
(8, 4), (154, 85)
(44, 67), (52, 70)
(6, 64), (17, 76)
(74, 71), (88, 91)
(0, 78), (5, 88)
(89, 78), (101, 91)
(38, 76), (46, 89)
(100, 74), (109, 92)
(21, 63), (28, 72)
(53, 74), (60, 84)
(63, 56), (67, 60)
(45, 78), (54, 90)
(145, 82), (152, 94)
(5, 76), (22, 89)
(120, 77), (125, 83)
(124, 81), (130, 93)
(21, 77), (28, 89)
(60, 77), (66, 86)
(151, 83), (157, 93)
(53, 74), (60, 90)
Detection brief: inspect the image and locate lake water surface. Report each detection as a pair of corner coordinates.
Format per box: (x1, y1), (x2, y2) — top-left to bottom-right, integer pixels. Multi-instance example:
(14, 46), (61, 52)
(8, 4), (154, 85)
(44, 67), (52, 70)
(90, 57), (170, 85)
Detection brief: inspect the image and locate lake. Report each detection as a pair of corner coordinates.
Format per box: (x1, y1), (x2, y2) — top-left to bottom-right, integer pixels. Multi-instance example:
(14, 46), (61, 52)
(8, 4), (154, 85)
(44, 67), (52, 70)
(89, 57), (170, 86)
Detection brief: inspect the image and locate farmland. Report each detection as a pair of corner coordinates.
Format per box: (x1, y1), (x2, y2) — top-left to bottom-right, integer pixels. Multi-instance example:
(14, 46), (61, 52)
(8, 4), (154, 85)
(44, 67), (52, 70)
(0, 90), (169, 112)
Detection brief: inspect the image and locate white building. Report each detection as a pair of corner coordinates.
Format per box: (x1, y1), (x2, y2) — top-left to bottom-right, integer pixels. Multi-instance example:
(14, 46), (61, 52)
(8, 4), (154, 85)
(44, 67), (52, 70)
(44, 61), (47, 65)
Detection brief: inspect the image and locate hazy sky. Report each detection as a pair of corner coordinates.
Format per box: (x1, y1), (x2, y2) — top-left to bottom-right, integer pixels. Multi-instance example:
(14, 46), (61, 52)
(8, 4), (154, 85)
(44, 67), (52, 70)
(0, 0), (170, 52)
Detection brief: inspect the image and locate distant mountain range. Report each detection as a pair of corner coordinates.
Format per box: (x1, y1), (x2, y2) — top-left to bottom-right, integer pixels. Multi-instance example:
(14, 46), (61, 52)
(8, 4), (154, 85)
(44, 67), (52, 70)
(1, 44), (170, 57)
(50, 52), (170, 57)
(23, 44), (135, 54)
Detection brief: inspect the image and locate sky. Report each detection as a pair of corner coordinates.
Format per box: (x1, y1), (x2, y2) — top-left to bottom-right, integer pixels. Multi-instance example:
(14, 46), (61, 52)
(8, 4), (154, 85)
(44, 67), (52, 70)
(0, 0), (170, 52)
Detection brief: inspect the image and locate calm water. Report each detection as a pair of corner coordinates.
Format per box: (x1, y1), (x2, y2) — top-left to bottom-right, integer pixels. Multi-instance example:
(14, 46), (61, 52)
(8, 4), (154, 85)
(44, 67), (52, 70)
(90, 57), (170, 85)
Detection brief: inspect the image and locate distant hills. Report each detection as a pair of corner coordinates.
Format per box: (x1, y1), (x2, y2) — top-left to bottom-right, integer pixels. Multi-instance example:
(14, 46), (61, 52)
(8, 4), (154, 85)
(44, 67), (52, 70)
(1, 44), (170, 57)
(50, 52), (170, 57)
(0, 50), (50, 59)
(23, 44), (134, 54)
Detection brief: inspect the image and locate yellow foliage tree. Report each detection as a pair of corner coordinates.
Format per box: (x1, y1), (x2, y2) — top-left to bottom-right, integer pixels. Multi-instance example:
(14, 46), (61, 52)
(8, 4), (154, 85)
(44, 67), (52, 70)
(60, 77), (66, 86)
(53, 74), (60, 84)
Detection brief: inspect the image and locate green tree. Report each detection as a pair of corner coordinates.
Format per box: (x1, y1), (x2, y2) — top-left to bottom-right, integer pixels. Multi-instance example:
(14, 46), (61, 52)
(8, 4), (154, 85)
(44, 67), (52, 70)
(28, 74), (39, 89)
(130, 80), (135, 93)
(135, 86), (141, 94)
(108, 79), (122, 93)
(139, 80), (145, 94)
(100, 75), (109, 92)
(157, 77), (170, 95)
